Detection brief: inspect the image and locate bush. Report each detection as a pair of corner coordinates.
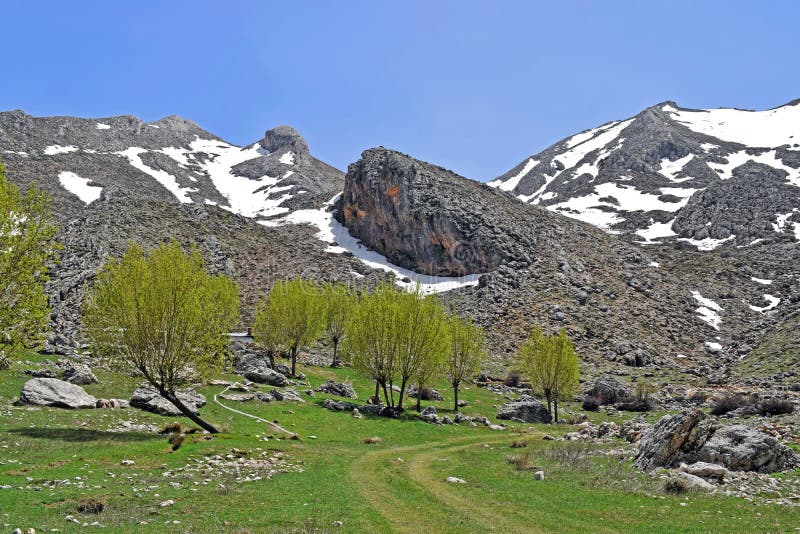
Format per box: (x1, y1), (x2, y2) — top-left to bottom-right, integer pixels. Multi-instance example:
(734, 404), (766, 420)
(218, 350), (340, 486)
(362, 436), (383, 444)
(168, 433), (185, 451)
(504, 370), (522, 387)
(582, 396), (601, 412)
(160, 422), (183, 434)
(510, 440), (527, 449)
(756, 398), (795, 416)
(616, 399), (653, 412)
(77, 497), (105, 514)
(506, 452), (538, 471)
(710, 395), (750, 416)
(664, 477), (688, 494)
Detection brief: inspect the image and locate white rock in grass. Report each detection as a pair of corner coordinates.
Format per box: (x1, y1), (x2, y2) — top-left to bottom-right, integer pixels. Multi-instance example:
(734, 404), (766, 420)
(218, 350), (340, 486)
(446, 477), (467, 484)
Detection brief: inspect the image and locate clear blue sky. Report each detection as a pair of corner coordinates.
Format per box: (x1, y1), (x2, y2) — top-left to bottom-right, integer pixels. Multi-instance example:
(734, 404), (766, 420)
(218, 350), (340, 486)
(3, 0), (798, 180)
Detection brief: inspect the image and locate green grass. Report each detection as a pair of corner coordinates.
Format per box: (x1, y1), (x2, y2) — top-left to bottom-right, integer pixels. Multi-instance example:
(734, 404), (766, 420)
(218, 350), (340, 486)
(1, 354), (799, 533)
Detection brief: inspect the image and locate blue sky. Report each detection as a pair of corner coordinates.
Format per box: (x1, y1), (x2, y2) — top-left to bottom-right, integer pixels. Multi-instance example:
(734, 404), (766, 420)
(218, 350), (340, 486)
(3, 0), (798, 180)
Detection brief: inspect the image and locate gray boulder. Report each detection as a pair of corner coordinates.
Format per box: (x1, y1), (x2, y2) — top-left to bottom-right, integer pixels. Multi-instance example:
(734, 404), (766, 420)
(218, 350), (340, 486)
(496, 395), (552, 424)
(269, 388), (304, 402)
(420, 405), (439, 423)
(315, 380), (358, 399)
(323, 398), (359, 411)
(587, 375), (631, 405)
(407, 385), (444, 401)
(635, 410), (799, 473)
(129, 385), (206, 416)
(18, 378), (97, 409)
(62, 363), (98, 385)
(244, 368), (288, 387)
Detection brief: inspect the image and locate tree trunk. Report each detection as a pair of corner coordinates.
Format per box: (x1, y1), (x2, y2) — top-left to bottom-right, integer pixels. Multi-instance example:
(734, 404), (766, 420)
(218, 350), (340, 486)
(162, 389), (220, 434)
(388, 381), (395, 408)
(553, 398), (559, 423)
(397, 378), (407, 411)
(374, 380), (380, 403)
(330, 337), (339, 367)
(453, 383), (459, 412)
(267, 350), (275, 369)
(545, 391), (552, 420)
(416, 383), (422, 412)
(381, 382), (390, 407)
(290, 346), (297, 377)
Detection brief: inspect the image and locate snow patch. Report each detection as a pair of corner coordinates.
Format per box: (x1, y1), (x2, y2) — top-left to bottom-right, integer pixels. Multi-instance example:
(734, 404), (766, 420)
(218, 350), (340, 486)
(692, 290), (722, 329)
(95, 123), (111, 130)
(44, 145), (78, 155)
(116, 147), (197, 203)
(751, 277), (772, 285)
(488, 158), (539, 192)
(658, 154), (694, 181)
(664, 103), (800, 148)
(279, 151), (295, 165)
(677, 235), (735, 251)
(705, 341), (722, 352)
(749, 294), (780, 313)
(58, 171), (103, 204)
(636, 220), (677, 243)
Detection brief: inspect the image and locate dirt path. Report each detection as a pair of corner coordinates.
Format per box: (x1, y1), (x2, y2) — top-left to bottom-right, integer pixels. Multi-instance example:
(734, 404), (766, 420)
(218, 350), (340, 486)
(350, 432), (541, 533)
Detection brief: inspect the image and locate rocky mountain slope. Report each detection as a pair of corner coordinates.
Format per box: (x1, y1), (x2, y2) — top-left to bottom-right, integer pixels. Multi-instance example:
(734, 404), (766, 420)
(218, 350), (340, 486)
(490, 100), (800, 249)
(2, 106), (799, 386)
(335, 148), (798, 383)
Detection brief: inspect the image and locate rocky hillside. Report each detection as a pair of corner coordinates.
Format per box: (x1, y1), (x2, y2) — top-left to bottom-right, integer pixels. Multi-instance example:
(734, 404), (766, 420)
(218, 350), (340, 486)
(490, 100), (800, 249)
(335, 148), (795, 383)
(0, 110), (343, 221)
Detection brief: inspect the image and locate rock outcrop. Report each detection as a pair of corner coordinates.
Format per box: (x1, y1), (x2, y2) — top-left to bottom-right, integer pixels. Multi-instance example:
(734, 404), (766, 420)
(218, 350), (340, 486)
(18, 378), (97, 409)
(634, 410), (799, 473)
(129, 386), (206, 416)
(496, 395), (552, 423)
(336, 148), (538, 276)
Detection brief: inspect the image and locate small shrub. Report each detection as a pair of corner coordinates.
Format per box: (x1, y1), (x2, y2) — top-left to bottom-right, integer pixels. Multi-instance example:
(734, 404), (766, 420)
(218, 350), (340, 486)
(510, 440), (528, 449)
(582, 396), (600, 412)
(543, 442), (592, 470)
(616, 399), (653, 412)
(417, 386), (438, 401)
(504, 370), (522, 387)
(664, 477), (688, 494)
(710, 395), (750, 416)
(168, 433), (185, 451)
(362, 436), (383, 444)
(0, 355), (10, 370)
(77, 497), (105, 514)
(506, 452), (538, 471)
(160, 422), (183, 434)
(756, 398), (795, 416)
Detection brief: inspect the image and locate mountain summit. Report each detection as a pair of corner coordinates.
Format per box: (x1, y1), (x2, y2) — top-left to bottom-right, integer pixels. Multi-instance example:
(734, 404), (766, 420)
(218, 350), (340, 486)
(490, 99), (800, 249)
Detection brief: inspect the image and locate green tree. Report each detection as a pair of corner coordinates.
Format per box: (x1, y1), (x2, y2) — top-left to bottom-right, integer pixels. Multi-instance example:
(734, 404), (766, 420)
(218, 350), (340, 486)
(344, 282), (449, 411)
(256, 277), (323, 377)
(322, 281), (356, 367)
(0, 162), (59, 368)
(83, 241), (239, 433)
(516, 327), (579, 423)
(445, 314), (487, 412)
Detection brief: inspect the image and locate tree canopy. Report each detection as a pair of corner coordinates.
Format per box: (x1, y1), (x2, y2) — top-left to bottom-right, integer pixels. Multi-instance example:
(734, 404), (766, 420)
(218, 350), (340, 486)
(254, 277), (324, 377)
(321, 281), (356, 367)
(446, 313), (487, 412)
(516, 327), (579, 423)
(344, 282), (449, 410)
(83, 240), (239, 433)
(0, 162), (59, 367)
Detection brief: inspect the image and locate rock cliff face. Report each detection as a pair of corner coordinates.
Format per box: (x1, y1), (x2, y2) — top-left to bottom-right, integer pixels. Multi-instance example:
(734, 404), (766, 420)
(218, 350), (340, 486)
(336, 147), (536, 276)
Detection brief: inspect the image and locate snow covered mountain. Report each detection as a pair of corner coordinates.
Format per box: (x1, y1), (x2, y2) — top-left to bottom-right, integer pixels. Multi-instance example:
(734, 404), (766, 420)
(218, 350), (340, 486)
(489, 100), (800, 250)
(0, 110), (343, 221)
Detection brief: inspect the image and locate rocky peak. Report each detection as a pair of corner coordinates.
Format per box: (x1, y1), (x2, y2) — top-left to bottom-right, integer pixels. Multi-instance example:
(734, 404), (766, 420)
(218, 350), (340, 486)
(336, 147), (537, 276)
(261, 125), (310, 159)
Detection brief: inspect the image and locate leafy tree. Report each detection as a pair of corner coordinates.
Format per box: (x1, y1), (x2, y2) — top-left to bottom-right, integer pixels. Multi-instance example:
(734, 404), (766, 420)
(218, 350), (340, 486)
(516, 327), (579, 423)
(344, 282), (449, 411)
(256, 277), (323, 377)
(344, 283), (396, 404)
(322, 281), (356, 367)
(445, 314), (487, 412)
(83, 241), (239, 433)
(251, 300), (282, 369)
(0, 162), (59, 368)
